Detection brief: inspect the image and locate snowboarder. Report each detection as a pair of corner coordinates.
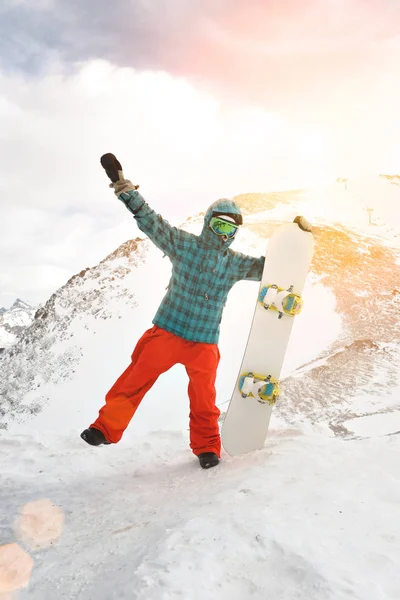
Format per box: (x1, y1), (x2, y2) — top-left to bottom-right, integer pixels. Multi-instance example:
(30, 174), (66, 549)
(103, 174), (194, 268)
(81, 155), (263, 468)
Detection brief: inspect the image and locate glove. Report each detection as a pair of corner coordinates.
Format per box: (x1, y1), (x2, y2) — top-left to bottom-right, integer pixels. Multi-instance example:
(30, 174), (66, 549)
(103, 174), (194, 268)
(111, 178), (139, 197)
(100, 153), (139, 197)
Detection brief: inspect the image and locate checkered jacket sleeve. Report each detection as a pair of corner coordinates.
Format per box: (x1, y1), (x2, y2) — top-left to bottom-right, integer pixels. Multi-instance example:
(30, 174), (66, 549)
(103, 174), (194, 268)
(118, 189), (184, 257)
(230, 251), (265, 282)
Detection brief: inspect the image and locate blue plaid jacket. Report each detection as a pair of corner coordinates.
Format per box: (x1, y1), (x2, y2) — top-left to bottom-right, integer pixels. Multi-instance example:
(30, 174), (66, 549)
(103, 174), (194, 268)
(119, 191), (265, 343)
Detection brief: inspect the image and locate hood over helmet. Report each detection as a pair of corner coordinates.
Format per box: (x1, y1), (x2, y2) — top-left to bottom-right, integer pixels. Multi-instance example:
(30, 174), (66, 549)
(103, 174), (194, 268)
(200, 198), (243, 250)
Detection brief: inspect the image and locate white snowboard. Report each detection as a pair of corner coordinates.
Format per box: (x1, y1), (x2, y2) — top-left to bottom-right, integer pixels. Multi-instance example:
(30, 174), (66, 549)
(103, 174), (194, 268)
(221, 221), (314, 456)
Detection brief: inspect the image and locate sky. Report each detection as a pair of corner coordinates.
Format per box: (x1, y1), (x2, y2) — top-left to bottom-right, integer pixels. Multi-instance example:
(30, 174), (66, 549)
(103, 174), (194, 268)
(1, 0), (400, 308)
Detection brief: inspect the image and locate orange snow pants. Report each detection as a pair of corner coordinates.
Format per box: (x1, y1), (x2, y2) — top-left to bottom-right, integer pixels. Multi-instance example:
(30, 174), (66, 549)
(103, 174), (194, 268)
(91, 326), (221, 456)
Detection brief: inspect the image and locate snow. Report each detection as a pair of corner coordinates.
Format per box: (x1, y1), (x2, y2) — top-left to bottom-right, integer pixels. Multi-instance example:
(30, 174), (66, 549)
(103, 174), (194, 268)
(234, 177), (400, 266)
(0, 328), (15, 348)
(259, 176), (400, 249)
(1, 300), (35, 328)
(281, 278), (341, 377)
(0, 298), (35, 349)
(346, 411), (400, 437)
(2, 176), (400, 598)
(1, 428), (399, 599)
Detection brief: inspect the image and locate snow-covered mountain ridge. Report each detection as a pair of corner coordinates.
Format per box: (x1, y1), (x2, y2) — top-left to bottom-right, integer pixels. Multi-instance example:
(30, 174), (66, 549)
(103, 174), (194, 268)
(380, 173), (400, 186)
(0, 299), (35, 350)
(0, 237), (153, 428)
(2, 178), (400, 439)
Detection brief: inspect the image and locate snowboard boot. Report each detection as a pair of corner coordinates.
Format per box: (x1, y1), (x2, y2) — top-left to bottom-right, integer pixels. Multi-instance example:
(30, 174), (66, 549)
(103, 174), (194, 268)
(198, 452), (220, 469)
(80, 427), (111, 446)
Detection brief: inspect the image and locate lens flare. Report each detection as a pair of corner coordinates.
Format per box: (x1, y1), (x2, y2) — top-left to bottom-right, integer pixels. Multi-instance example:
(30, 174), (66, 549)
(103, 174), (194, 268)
(14, 498), (64, 550)
(0, 543), (33, 594)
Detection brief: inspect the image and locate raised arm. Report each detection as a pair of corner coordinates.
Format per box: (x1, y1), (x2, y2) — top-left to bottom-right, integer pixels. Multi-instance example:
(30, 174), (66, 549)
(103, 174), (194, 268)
(100, 153), (183, 258)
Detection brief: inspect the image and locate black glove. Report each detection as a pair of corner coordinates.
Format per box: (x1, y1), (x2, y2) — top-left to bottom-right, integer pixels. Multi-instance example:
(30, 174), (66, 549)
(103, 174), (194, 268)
(100, 153), (139, 196)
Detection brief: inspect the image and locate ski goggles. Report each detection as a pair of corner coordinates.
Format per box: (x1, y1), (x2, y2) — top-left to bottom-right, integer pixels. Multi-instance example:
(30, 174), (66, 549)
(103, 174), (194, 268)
(209, 216), (239, 238)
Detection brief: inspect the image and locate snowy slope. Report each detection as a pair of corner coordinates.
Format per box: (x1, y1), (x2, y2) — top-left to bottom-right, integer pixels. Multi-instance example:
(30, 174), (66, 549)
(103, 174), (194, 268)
(1, 427), (399, 600)
(1, 177), (400, 599)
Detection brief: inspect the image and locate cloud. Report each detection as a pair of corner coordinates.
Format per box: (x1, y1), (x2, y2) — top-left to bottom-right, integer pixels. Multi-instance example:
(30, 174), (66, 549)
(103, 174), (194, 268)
(0, 61), (289, 306)
(3, 58), (379, 307)
(1, 0), (399, 113)
(0, 0), (400, 306)
(0, 58), (397, 307)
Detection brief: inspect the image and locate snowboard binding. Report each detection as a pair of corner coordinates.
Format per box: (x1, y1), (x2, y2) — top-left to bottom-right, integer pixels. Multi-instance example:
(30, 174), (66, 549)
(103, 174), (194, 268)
(259, 284), (303, 319)
(239, 372), (281, 405)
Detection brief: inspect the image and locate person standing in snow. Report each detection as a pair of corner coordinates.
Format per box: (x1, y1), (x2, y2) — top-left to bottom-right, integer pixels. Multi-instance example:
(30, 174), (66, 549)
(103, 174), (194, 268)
(81, 155), (266, 468)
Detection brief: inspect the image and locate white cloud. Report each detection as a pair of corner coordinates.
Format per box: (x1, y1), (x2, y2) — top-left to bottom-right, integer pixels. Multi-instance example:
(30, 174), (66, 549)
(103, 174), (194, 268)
(6, 0), (54, 8)
(0, 59), (399, 307)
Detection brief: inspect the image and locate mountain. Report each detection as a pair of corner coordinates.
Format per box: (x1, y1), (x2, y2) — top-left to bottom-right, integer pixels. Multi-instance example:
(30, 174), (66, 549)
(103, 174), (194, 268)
(1, 177), (400, 438)
(0, 177), (400, 599)
(0, 298), (36, 351)
(380, 173), (400, 186)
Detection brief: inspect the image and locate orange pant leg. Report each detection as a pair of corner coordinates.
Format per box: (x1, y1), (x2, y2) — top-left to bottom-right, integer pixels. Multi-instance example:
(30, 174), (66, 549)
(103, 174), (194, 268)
(91, 326), (178, 442)
(183, 343), (221, 457)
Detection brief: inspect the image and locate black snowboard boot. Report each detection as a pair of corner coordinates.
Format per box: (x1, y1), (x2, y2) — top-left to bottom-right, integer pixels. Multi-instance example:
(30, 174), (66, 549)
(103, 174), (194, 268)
(198, 452), (220, 469)
(80, 428), (111, 446)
